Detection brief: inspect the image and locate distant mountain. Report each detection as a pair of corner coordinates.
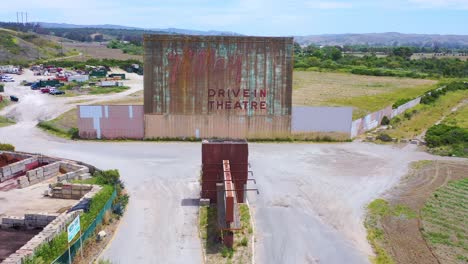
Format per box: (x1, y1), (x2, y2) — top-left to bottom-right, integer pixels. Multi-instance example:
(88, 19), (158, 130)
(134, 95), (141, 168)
(294, 32), (468, 48)
(37, 22), (241, 36)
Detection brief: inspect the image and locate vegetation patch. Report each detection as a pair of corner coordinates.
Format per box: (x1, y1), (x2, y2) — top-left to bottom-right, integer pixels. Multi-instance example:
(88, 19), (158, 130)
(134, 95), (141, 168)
(0, 116), (15, 127)
(421, 178), (468, 262)
(386, 90), (467, 139)
(0, 143), (15, 151)
(88, 86), (129, 94)
(365, 199), (417, 264)
(425, 124), (468, 157)
(199, 204), (253, 264)
(107, 40), (143, 55)
(25, 170), (128, 264)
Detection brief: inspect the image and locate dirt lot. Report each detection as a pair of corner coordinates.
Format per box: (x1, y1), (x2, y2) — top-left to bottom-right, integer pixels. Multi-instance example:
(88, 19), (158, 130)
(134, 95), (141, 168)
(377, 160), (468, 264)
(0, 176), (77, 217)
(62, 42), (142, 62)
(0, 228), (41, 261)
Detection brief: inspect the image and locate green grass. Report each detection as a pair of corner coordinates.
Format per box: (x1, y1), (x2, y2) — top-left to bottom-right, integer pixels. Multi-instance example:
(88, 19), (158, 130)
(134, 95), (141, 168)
(89, 86), (129, 94)
(387, 90), (468, 139)
(0, 116), (15, 127)
(292, 71), (436, 119)
(421, 178), (468, 261)
(37, 120), (72, 139)
(0, 98), (10, 111)
(25, 185), (115, 264)
(442, 102), (468, 128)
(328, 83), (437, 119)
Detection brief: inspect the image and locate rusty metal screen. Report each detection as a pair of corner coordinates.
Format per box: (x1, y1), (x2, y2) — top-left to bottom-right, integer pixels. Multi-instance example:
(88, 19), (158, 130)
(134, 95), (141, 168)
(143, 34), (293, 138)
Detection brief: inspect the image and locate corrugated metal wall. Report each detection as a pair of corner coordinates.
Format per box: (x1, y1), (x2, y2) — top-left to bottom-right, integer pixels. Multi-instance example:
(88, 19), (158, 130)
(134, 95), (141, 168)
(202, 140), (248, 203)
(78, 105), (144, 139)
(143, 34), (293, 138)
(144, 114), (291, 139)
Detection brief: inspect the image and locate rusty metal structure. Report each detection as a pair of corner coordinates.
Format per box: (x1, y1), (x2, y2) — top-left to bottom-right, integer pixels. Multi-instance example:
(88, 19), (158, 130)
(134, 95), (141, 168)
(144, 34), (293, 139)
(201, 139), (250, 202)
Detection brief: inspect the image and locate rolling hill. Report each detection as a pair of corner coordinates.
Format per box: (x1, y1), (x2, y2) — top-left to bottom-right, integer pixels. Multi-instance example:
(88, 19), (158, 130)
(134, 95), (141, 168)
(0, 28), (66, 64)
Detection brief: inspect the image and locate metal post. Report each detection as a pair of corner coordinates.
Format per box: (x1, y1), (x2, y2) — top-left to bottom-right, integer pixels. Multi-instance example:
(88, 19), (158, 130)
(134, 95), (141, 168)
(68, 242), (71, 264)
(79, 228), (83, 258)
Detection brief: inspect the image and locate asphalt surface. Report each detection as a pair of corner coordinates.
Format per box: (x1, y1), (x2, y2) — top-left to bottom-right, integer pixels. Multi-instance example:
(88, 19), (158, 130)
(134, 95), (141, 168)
(1, 71), (463, 264)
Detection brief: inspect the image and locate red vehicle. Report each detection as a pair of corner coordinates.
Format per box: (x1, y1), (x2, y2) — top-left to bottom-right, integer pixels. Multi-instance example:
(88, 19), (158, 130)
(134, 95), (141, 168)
(40, 87), (51, 93)
(56, 76), (68, 82)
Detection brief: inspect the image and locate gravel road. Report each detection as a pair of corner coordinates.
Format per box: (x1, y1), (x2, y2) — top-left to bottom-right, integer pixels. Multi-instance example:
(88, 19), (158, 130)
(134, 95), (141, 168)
(1, 71), (462, 264)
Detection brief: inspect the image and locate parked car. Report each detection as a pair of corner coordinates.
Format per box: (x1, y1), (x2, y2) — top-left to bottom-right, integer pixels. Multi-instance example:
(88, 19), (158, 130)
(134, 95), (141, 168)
(1, 76), (14, 82)
(31, 82), (40, 90)
(49, 89), (65, 95)
(40, 87), (51, 93)
(10, 95), (19, 102)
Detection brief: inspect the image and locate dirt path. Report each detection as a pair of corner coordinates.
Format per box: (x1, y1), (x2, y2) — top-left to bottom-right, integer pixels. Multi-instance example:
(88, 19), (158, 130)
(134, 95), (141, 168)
(380, 160), (468, 264)
(415, 99), (468, 141)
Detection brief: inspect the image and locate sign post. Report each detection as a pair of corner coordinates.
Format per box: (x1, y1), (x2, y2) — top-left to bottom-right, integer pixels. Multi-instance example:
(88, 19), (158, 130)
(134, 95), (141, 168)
(67, 215), (82, 263)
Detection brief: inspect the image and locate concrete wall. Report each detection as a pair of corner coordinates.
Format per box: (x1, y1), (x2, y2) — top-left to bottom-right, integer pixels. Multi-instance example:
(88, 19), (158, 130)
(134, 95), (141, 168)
(78, 105), (144, 139)
(51, 184), (93, 199)
(291, 106), (353, 135)
(391, 97), (421, 118)
(0, 152), (37, 183)
(351, 106), (393, 138)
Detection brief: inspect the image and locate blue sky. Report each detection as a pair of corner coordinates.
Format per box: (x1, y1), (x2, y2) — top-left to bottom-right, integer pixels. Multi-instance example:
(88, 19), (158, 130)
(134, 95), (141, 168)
(1, 0), (467, 35)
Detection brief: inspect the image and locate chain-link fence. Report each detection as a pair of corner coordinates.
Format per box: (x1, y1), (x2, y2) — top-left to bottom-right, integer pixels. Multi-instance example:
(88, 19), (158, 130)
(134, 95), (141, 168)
(52, 189), (117, 264)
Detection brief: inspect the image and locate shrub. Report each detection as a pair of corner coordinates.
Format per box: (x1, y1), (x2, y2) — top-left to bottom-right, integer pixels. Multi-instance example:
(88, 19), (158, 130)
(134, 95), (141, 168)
(377, 133), (393, 142)
(392, 98), (412, 109)
(0, 143), (15, 151)
(68, 127), (80, 139)
(380, 116), (390, 126)
(425, 124), (468, 148)
(93, 169), (121, 186)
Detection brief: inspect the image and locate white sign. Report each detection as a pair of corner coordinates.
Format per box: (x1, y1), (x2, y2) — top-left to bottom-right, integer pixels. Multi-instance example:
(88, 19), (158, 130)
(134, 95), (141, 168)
(67, 215), (81, 242)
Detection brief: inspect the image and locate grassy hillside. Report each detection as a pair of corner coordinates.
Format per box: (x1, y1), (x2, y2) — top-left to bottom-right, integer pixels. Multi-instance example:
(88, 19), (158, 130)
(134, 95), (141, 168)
(0, 28), (73, 64)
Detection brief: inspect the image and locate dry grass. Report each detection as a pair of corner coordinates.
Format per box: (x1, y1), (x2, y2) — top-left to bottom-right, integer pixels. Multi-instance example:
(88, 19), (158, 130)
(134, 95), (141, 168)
(62, 42), (143, 62)
(292, 71), (437, 118)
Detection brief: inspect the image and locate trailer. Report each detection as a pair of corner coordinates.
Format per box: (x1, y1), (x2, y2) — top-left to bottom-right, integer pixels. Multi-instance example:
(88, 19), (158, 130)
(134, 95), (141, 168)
(68, 75), (89, 82)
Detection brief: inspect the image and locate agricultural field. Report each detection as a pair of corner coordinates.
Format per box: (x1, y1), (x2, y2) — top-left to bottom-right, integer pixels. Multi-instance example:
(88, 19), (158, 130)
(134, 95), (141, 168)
(62, 42), (142, 62)
(292, 71), (437, 119)
(421, 178), (468, 263)
(365, 160), (468, 264)
(386, 90), (468, 139)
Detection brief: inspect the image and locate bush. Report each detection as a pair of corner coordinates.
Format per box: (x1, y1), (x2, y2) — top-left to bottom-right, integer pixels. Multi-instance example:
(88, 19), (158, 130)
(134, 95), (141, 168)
(425, 124), (468, 148)
(392, 98), (412, 109)
(93, 169), (122, 186)
(380, 116), (390, 126)
(0, 143), (15, 151)
(68, 127), (80, 139)
(377, 133), (393, 142)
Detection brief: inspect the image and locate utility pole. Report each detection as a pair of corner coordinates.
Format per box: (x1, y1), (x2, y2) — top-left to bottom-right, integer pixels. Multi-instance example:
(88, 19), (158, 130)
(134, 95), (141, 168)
(21, 12), (23, 25)
(16, 12), (19, 24)
(26, 12), (28, 24)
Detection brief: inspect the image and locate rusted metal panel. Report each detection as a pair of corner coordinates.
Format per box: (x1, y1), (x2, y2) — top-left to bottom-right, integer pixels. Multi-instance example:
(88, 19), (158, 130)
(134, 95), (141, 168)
(144, 34), (293, 116)
(143, 34), (293, 138)
(78, 105), (144, 139)
(144, 114), (290, 139)
(201, 140), (248, 203)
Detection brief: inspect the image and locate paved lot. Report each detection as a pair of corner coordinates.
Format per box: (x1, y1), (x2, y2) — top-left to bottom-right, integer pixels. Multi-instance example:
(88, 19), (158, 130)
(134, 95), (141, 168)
(1, 72), (463, 264)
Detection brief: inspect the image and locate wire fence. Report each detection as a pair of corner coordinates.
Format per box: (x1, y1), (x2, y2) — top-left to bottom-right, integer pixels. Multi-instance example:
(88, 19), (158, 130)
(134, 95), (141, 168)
(51, 189), (117, 264)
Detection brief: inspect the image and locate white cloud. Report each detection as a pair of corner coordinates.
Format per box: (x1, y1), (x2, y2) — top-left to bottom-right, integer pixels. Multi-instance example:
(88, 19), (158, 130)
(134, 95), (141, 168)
(306, 1), (353, 9)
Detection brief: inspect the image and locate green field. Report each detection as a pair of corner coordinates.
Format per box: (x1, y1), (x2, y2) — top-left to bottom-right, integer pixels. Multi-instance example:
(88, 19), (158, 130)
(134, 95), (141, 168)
(292, 71), (437, 119)
(442, 102), (468, 128)
(421, 178), (468, 263)
(386, 90), (468, 139)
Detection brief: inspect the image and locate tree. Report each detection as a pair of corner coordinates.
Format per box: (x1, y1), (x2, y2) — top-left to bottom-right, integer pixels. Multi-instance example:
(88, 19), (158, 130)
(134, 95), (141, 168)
(391, 47), (413, 59)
